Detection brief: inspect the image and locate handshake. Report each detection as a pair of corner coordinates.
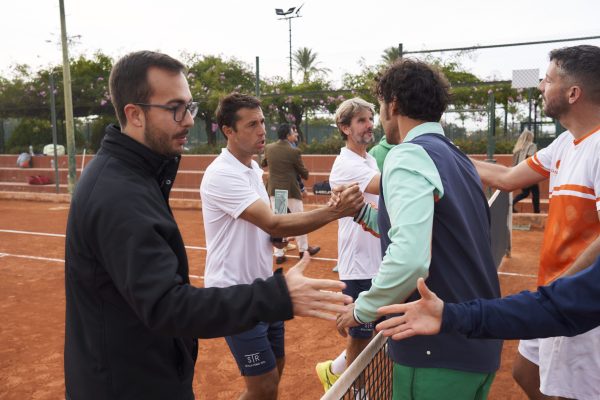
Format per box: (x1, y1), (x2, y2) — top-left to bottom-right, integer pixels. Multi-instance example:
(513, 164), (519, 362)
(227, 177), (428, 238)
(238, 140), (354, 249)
(326, 183), (365, 217)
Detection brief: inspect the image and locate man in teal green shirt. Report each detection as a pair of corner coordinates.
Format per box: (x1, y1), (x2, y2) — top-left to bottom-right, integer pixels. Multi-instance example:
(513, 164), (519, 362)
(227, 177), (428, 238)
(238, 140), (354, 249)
(368, 135), (395, 172)
(337, 59), (501, 400)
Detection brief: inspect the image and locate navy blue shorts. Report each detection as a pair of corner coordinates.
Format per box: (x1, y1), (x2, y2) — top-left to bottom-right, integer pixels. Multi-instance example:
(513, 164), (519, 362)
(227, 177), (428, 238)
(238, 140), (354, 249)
(342, 279), (377, 339)
(225, 321), (285, 376)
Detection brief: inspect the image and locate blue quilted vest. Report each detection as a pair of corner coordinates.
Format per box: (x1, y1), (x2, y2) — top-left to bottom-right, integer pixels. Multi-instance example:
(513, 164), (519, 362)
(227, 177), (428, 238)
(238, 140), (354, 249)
(378, 133), (502, 373)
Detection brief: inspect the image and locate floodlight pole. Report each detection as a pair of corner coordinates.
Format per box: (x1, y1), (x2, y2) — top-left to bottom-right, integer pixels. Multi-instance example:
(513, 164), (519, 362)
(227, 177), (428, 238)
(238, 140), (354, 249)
(276, 8), (302, 82)
(49, 73), (60, 194)
(287, 17), (293, 81)
(59, 0), (77, 194)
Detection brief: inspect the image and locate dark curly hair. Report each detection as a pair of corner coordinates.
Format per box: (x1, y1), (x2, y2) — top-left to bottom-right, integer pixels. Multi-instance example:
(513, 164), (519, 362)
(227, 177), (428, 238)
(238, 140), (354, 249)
(376, 59), (450, 122)
(549, 45), (600, 104)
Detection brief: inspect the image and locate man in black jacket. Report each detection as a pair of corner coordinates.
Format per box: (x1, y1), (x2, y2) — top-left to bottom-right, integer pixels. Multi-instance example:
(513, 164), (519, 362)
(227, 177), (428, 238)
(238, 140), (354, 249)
(64, 51), (358, 400)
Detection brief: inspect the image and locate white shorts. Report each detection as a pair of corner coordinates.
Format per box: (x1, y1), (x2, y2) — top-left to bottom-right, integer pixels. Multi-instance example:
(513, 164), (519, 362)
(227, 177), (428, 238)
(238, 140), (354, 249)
(518, 326), (600, 400)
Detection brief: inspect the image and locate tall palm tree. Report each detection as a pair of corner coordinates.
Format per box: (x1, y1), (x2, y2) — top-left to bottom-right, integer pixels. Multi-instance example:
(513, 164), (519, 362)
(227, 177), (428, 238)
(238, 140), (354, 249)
(293, 47), (331, 83)
(381, 46), (401, 65)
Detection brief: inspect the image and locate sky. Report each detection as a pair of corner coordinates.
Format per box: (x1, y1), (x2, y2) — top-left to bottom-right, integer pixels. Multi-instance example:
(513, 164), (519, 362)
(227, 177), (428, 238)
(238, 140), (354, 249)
(2, 0), (599, 87)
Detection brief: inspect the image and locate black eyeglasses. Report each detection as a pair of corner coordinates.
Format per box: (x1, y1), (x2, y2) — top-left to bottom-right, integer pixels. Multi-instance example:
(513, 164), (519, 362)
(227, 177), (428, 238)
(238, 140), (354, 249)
(134, 101), (199, 122)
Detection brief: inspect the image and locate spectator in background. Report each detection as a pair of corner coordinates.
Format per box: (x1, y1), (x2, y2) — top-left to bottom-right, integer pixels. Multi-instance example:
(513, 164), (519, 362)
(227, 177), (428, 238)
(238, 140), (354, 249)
(511, 129), (540, 213)
(262, 123), (321, 264)
(288, 125), (308, 199)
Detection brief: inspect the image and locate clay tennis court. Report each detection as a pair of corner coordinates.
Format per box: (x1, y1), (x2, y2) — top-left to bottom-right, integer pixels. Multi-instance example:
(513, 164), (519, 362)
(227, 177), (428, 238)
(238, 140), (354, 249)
(0, 199), (541, 399)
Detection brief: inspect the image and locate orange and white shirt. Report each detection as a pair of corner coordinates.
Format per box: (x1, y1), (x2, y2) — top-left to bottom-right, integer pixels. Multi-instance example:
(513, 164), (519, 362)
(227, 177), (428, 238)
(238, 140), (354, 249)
(527, 125), (600, 285)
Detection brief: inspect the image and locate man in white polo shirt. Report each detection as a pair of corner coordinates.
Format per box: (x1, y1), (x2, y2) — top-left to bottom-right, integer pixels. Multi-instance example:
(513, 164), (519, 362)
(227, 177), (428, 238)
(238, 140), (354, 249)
(315, 98), (383, 392)
(200, 93), (364, 400)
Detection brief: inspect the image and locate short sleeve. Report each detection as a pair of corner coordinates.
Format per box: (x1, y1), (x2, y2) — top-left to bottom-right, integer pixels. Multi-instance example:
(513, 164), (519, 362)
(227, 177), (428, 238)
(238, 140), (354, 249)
(201, 169), (260, 219)
(330, 156), (378, 193)
(526, 132), (568, 178)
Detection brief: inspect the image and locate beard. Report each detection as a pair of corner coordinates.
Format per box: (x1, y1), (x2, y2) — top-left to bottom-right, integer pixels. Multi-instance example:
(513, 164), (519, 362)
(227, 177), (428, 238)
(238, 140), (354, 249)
(143, 124), (187, 158)
(543, 93), (569, 120)
(352, 130), (374, 145)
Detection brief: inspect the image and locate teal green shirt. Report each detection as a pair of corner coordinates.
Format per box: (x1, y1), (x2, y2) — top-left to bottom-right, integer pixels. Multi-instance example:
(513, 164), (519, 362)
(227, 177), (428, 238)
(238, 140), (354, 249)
(368, 136), (395, 172)
(355, 122), (445, 323)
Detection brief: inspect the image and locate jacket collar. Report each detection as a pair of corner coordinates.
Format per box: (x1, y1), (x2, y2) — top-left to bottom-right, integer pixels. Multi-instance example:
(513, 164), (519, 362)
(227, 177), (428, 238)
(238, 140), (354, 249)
(100, 124), (180, 198)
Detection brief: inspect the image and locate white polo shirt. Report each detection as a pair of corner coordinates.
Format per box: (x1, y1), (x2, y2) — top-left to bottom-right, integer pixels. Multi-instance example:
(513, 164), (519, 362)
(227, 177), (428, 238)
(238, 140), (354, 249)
(200, 148), (272, 288)
(329, 147), (382, 280)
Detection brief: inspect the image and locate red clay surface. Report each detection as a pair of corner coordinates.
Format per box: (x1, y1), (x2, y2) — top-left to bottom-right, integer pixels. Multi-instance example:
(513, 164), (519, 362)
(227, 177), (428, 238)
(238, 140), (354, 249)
(0, 199), (541, 399)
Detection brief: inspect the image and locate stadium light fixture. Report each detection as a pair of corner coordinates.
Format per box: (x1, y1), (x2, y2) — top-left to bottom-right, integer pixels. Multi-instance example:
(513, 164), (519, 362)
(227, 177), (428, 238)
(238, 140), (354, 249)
(274, 4), (303, 81)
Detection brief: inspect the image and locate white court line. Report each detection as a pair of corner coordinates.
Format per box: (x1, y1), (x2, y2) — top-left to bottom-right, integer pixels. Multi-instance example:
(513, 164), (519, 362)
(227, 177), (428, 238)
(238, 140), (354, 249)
(498, 271), (537, 278)
(0, 252), (205, 280)
(0, 229), (65, 238)
(0, 229), (537, 278)
(1, 230), (338, 262)
(0, 252), (64, 263)
(0, 251), (535, 278)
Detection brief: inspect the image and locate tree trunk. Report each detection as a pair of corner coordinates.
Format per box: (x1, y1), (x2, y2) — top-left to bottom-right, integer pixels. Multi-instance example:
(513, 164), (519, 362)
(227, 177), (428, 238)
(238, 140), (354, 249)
(205, 117), (216, 146)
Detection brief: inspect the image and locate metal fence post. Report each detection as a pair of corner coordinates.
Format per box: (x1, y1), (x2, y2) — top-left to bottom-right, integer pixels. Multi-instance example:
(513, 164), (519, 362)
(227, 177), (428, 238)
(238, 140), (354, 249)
(486, 91), (496, 162)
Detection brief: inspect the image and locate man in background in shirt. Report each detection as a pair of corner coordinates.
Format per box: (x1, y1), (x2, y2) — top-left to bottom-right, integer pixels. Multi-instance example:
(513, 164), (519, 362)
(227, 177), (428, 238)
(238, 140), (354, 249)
(262, 123), (320, 264)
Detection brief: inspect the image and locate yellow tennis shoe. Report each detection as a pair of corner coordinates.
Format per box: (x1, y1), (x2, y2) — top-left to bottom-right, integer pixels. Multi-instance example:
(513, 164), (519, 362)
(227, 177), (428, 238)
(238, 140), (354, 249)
(316, 360), (340, 392)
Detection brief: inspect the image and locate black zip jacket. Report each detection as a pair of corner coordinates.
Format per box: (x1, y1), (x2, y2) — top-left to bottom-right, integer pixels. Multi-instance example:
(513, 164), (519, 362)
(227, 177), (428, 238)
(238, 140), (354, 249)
(64, 125), (294, 399)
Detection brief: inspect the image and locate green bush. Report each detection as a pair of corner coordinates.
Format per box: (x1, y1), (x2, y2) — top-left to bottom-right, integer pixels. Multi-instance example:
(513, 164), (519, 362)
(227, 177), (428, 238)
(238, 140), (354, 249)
(299, 134), (345, 154)
(188, 143), (222, 154)
(452, 137), (515, 154)
(6, 118), (53, 154)
(6, 118), (86, 154)
(89, 115), (119, 152)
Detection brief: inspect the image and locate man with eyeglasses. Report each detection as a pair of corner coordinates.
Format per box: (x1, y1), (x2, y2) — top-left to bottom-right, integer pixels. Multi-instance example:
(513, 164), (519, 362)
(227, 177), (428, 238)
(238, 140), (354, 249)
(64, 50), (356, 400)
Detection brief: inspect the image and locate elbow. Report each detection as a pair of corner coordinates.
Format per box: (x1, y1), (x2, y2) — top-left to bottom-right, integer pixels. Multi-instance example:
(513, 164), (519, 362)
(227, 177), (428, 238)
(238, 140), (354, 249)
(493, 179), (517, 192)
(263, 218), (284, 237)
(414, 264), (429, 280)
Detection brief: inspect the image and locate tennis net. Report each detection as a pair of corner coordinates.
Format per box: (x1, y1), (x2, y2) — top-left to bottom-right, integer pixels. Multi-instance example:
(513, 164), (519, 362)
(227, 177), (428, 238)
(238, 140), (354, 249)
(321, 331), (393, 400)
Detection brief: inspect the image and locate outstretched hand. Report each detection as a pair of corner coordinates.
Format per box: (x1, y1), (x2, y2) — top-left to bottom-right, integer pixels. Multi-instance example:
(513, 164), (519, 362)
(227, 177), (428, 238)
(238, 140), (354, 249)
(336, 303), (359, 337)
(375, 278), (444, 340)
(285, 253), (353, 320)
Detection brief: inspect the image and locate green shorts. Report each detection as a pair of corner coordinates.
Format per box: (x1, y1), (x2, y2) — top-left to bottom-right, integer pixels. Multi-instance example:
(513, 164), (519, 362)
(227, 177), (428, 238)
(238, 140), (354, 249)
(392, 363), (495, 400)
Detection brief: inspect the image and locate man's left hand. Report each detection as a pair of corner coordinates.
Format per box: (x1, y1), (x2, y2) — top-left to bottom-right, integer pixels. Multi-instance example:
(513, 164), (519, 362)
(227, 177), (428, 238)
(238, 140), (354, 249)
(336, 303), (360, 337)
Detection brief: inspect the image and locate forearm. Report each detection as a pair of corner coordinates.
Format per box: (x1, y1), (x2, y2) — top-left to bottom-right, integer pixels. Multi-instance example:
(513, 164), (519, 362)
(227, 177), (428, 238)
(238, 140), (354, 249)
(441, 295), (573, 340)
(354, 203), (380, 237)
(268, 206), (341, 237)
(559, 234), (600, 278)
(442, 260), (600, 339)
(355, 254), (429, 322)
(472, 158), (545, 191)
(148, 272), (294, 338)
(472, 159), (516, 191)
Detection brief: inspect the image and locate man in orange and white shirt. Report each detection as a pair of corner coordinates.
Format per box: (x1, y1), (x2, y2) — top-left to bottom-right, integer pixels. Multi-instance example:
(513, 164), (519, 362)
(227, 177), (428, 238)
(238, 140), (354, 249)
(473, 44), (600, 400)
